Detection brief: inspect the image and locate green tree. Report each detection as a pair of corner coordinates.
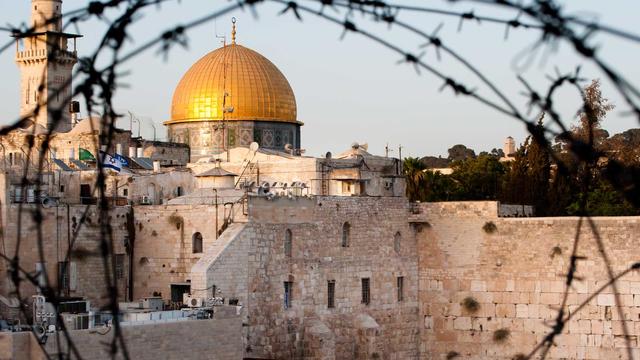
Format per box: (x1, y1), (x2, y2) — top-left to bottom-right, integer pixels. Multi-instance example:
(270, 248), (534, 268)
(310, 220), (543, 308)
(403, 157), (426, 201)
(573, 79), (614, 148)
(450, 154), (506, 200)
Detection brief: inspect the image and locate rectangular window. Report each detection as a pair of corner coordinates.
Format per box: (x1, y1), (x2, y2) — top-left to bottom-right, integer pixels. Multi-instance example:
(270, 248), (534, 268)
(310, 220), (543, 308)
(327, 280), (335, 309)
(284, 281), (293, 309)
(59, 185), (65, 193)
(123, 188), (128, 196)
(58, 261), (69, 290)
(361, 278), (370, 305)
(115, 254), (125, 279)
(397, 276), (404, 302)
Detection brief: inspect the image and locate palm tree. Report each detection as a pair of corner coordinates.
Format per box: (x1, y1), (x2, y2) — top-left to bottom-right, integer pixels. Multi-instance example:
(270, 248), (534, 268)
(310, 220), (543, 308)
(403, 157), (426, 201)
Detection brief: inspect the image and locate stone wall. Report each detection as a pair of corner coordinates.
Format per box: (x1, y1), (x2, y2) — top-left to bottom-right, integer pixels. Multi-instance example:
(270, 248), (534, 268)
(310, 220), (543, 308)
(417, 201), (640, 359)
(132, 204), (236, 301)
(0, 202), (132, 319)
(0, 311), (242, 360)
(242, 196), (420, 359)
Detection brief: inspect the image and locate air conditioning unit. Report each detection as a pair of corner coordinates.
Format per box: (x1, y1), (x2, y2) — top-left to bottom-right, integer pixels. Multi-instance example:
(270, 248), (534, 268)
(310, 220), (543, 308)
(183, 294), (203, 308)
(58, 300), (90, 314)
(140, 196), (151, 205)
(62, 313), (92, 330)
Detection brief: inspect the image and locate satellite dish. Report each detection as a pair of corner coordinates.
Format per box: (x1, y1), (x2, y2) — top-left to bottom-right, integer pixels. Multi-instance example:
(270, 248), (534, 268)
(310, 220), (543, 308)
(258, 182), (270, 195)
(325, 152), (332, 159)
(351, 142), (360, 149)
(284, 143), (293, 151)
(249, 142), (259, 152)
(33, 325), (46, 338)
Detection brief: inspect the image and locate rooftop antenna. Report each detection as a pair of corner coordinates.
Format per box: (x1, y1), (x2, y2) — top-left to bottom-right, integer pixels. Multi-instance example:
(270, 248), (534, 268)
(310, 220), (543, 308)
(214, 19), (226, 47)
(385, 143), (394, 158)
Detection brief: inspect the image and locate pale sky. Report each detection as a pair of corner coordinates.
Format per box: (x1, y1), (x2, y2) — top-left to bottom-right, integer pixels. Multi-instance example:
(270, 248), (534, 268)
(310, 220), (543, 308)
(0, 1), (638, 158)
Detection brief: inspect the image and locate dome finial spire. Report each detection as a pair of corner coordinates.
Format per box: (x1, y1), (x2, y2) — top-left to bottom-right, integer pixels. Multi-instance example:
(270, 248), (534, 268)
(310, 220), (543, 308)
(231, 17), (237, 45)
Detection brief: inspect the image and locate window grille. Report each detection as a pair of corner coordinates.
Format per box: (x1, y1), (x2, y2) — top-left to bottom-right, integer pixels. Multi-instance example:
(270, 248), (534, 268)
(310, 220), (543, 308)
(361, 278), (370, 305)
(58, 261), (69, 290)
(284, 281), (293, 309)
(284, 229), (292, 258)
(115, 254), (125, 279)
(397, 276), (404, 302)
(342, 222), (351, 247)
(327, 280), (335, 309)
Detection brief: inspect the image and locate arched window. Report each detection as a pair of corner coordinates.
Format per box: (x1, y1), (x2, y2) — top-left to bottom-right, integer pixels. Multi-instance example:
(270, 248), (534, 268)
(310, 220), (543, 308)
(284, 229), (292, 258)
(342, 222), (351, 247)
(192, 232), (203, 254)
(394, 232), (402, 254)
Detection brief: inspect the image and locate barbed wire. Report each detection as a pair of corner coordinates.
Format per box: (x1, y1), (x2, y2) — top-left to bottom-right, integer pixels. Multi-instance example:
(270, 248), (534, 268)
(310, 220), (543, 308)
(0, 1), (638, 359)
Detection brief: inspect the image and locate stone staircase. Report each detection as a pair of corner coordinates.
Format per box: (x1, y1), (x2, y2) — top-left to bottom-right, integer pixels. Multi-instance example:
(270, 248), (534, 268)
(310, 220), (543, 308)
(190, 223), (249, 302)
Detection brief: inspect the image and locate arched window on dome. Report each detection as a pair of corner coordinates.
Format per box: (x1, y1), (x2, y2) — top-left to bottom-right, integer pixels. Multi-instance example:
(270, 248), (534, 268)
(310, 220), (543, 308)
(192, 232), (203, 254)
(342, 222), (351, 248)
(284, 229), (292, 258)
(394, 232), (402, 254)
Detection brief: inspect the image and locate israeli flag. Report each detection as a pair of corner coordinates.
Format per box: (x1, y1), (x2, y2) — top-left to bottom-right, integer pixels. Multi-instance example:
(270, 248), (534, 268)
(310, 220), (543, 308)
(100, 151), (121, 172)
(114, 153), (129, 167)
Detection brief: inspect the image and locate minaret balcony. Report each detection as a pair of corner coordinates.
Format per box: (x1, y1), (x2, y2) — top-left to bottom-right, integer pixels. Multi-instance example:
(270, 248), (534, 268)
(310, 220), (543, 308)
(15, 48), (77, 62)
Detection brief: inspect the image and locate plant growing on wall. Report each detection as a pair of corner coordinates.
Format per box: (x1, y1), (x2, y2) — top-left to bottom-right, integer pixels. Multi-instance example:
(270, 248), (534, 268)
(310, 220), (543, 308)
(493, 328), (511, 343)
(446, 351), (460, 359)
(168, 213), (184, 230)
(482, 221), (497, 234)
(461, 296), (480, 313)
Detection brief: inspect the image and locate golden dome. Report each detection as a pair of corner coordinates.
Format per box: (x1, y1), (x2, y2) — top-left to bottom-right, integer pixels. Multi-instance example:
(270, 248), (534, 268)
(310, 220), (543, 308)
(167, 43), (297, 124)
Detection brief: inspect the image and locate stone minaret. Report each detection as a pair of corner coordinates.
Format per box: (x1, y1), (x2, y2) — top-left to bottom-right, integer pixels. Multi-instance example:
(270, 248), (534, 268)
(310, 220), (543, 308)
(503, 136), (516, 157)
(15, 0), (80, 132)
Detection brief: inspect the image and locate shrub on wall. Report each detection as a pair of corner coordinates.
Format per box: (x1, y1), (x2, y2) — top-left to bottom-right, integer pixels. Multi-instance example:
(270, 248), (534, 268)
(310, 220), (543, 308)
(461, 296), (480, 313)
(168, 213), (184, 230)
(482, 221), (497, 234)
(446, 351), (460, 359)
(493, 328), (510, 343)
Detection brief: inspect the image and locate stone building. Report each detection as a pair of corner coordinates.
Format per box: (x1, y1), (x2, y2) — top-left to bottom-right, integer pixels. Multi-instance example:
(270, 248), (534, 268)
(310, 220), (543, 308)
(2, 2), (640, 360)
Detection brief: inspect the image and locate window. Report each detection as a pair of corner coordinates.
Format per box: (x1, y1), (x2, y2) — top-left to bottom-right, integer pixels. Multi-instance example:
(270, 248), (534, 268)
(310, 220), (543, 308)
(361, 278), (370, 305)
(397, 276), (404, 302)
(341, 222), (350, 247)
(59, 185), (65, 193)
(284, 229), (292, 258)
(284, 281), (293, 309)
(192, 232), (203, 254)
(122, 188), (128, 196)
(35, 262), (46, 289)
(327, 280), (335, 309)
(115, 254), (125, 279)
(58, 261), (69, 290)
(394, 232), (402, 254)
